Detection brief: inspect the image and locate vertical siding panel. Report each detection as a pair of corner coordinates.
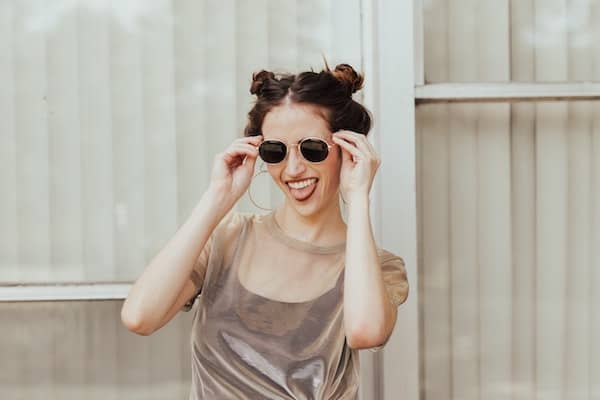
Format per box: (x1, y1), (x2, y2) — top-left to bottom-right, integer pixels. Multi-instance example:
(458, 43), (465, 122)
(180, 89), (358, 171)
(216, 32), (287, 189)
(448, 104), (479, 400)
(448, 1), (480, 398)
(563, 100), (592, 400)
(419, 103), (452, 400)
(477, 2), (513, 399)
(423, 0), (449, 83)
(78, 1), (114, 281)
(534, 106), (568, 400)
(202, 0), (238, 160)
(47, 1), (83, 282)
(510, 0), (536, 82)
(534, 1), (568, 399)
(149, 314), (189, 397)
(53, 302), (87, 399)
(330, 0), (361, 69)
(590, 101), (600, 400)
(590, 1), (600, 394)
(235, 0), (269, 214)
(478, 1), (510, 82)
(110, 1), (145, 282)
(177, 312), (195, 399)
(22, 303), (54, 397)
(297, 0), (330, 69)
(85, 302), (118, 400)
(142, 1), (178, 269)
(268, 0), (298, 70)
(199, 0), (240, 206)
(0, 304), (23, 398)
(116, 308), (151, 399)
(510, 102), (537, 400)
(510, 2), (536, 400)
(478, 102), (512, 400)
(563, 4), (594, 396)
(14, 0), (51, 282)
(448, 0), (477, 82)
(421, 2), (451, 398)
(0, 1), (18, 282)
(173, 0), (208, 221)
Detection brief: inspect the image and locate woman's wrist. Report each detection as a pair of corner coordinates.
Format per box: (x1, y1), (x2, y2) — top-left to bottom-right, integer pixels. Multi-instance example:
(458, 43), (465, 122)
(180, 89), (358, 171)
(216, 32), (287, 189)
(345, 191), (370, 211)
(202, 184), (237, 218)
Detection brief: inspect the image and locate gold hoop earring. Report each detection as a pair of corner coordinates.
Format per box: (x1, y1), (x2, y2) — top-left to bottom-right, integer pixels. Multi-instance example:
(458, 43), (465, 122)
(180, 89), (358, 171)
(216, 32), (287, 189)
(247, 161), (274, 211)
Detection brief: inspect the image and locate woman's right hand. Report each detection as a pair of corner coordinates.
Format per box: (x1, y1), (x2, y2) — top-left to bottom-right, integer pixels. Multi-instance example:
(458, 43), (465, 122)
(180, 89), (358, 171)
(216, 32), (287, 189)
(209, 135), (263, 204)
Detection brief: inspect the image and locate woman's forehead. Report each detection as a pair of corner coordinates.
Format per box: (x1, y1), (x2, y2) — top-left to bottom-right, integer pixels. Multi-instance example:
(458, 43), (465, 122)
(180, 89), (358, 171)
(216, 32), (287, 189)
(262, 104), (330, 140)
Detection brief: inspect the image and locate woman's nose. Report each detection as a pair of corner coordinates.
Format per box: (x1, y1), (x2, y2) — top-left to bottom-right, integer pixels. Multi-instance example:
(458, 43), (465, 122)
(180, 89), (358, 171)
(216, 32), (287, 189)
(284, 146), (306, 176)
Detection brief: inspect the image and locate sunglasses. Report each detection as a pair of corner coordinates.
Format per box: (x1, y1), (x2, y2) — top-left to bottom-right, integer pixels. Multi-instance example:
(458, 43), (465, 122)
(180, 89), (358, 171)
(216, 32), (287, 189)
(258, 137), (336, 164)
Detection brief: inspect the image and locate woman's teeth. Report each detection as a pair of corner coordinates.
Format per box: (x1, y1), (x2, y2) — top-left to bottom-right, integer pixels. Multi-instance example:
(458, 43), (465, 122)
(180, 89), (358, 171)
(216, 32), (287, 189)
(287, 178), (317, 189)
(287, 178), (318, 201)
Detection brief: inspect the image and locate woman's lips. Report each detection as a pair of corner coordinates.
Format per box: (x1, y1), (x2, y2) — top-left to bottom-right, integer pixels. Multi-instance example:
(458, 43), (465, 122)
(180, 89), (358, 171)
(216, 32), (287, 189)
(287, 178), (318, 201)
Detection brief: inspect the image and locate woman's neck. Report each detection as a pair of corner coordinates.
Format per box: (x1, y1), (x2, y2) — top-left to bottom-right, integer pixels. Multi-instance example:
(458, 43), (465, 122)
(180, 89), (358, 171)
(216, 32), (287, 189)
(274, 198), (347, 247)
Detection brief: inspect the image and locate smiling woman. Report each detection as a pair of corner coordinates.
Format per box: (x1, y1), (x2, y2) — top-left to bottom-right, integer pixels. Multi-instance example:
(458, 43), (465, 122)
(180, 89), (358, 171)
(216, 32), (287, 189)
(121, 62), (409, 400)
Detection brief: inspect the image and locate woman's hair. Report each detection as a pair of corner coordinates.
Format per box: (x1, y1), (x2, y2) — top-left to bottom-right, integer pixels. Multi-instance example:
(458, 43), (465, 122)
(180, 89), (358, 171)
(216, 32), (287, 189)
(244, 62), (372, 137)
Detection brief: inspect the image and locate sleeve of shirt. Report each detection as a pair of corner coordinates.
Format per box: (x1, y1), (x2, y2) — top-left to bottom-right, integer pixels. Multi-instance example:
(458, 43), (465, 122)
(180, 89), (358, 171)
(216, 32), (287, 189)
(367, 249), (409, 352)
(380, 251), (409, 307)
(181, 211), (252, 312)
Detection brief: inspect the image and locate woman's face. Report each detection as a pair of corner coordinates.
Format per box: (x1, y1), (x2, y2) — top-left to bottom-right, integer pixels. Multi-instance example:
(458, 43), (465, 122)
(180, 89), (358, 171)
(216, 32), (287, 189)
(261, 102), (342, 218)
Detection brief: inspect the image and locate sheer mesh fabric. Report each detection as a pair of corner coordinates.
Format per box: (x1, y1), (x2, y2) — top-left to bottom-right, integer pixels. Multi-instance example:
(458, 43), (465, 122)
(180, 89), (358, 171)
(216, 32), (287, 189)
(181, 211), (408, 399)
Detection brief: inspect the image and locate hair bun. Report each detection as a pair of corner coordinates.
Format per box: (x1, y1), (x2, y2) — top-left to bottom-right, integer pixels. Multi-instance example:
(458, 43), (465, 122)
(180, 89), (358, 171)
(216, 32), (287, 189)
(332, 64), (364, 95)
(250, 70), (276, 96)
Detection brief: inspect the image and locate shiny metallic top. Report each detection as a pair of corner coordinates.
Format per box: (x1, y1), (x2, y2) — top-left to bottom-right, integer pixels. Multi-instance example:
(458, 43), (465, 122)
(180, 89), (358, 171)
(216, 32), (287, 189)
(183, 211), (408, 399)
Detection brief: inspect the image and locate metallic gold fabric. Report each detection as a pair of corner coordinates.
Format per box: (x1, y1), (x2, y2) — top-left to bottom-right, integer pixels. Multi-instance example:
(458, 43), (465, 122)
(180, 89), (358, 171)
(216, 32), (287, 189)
(183, 212), (408, 399)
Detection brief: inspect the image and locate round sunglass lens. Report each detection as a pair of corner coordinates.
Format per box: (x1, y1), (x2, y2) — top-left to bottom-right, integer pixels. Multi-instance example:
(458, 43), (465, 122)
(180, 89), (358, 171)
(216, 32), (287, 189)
(300, 139), (329, 162)
(259, 141), (287, 163)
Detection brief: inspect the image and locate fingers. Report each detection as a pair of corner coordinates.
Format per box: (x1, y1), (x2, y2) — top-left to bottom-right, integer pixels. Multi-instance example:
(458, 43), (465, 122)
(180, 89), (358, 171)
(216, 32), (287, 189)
(333, 135), (362, 161)
(222, 136), (262, 165)
(332, 131), (380, 165)
(332, 131), (371, 153)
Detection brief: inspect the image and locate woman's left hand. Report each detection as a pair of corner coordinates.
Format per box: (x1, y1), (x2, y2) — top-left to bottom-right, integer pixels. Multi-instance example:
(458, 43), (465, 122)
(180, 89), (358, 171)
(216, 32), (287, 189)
(332, 130), (381, 204)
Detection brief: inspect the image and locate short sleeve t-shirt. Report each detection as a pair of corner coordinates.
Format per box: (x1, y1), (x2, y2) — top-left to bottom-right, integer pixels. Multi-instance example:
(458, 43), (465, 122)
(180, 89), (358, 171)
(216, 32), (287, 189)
(182, 211), (409, 400)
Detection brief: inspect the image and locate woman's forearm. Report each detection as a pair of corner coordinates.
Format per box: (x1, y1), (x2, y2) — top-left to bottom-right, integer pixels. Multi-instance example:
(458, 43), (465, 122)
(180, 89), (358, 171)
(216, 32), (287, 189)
(121, 185), (233, 333)
(343, 194), (395, 348)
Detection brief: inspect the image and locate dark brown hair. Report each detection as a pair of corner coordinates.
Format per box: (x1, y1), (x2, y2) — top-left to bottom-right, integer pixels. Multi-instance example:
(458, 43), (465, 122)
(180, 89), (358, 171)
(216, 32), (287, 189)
(244, 63), (372, 137)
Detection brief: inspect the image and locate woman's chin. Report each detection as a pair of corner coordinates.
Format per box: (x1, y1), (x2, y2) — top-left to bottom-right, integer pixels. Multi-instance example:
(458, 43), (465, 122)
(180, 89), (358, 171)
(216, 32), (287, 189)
(285, 192), (338, 219)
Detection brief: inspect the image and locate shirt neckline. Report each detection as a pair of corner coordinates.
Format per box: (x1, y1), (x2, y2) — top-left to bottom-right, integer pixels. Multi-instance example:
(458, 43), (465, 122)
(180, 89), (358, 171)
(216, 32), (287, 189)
(263, 211), (346, 255)
(236, 264), (344, 304)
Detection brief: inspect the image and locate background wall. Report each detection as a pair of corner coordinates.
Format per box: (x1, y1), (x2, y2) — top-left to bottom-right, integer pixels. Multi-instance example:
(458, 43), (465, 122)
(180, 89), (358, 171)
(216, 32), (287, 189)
(3, 0), (599, 399)
(419, 1), (600, 399)
(0, 0), (367, 399)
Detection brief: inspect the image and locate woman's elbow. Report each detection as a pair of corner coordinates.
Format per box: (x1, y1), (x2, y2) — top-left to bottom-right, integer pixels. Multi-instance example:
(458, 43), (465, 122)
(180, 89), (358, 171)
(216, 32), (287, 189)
(346, 323), (388, 350)
(121, 302), (154, 336)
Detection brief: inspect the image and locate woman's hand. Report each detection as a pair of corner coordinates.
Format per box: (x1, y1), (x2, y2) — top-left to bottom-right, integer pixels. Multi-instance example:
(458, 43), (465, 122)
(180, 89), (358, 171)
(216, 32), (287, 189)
(332, 130), (380, 204)
(209, 135), (262, 204)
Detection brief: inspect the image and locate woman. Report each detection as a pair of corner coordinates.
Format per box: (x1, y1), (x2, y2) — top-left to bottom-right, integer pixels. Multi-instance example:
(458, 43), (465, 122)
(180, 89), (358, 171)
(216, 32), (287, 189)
(121, 63), (409, 399)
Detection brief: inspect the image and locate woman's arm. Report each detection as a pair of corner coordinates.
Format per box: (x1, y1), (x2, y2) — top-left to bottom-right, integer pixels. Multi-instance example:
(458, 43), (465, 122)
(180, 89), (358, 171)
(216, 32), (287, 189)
(121, 135), (262, 335)
(343, 195), (397, 349)
(331, 130), (400, 349)
(120, 187), (233, 335)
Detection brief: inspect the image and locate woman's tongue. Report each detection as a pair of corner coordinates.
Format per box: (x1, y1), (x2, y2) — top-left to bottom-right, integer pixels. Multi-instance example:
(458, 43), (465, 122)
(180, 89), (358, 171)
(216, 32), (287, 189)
(288, 179), (318, 201)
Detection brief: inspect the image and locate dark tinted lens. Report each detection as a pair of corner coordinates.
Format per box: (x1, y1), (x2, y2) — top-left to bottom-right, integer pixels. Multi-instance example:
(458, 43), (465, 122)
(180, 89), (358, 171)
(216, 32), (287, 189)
(259, 140), (287, 163)
(300, 139), (328, 162)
